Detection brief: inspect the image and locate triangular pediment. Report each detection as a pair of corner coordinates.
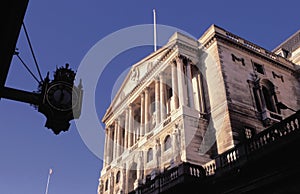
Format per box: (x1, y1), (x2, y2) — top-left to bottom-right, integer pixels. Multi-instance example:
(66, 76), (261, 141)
(112, 48), (170, 109)
(102, 31), (200, 123)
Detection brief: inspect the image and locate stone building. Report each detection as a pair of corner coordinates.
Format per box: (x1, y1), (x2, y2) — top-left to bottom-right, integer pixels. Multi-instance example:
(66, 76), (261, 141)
(98, 24), (300, 194)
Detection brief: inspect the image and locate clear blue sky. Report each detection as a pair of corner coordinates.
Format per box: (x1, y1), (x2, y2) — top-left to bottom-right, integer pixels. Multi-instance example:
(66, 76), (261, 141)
(0, 0), (299, 194)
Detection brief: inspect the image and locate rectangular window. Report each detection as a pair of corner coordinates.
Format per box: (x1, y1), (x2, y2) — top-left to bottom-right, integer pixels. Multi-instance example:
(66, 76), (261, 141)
(253, 62), (265, 74)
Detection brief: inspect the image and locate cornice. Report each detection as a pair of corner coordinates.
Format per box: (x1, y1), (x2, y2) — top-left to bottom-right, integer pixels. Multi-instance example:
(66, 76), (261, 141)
(202, 31), (296, 73)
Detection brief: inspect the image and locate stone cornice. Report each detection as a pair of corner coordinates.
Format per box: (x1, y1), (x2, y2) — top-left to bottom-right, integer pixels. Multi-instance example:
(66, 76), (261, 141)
(200, 25), (296, 73)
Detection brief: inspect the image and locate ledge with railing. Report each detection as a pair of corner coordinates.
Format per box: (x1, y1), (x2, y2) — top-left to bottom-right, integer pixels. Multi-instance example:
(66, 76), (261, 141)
(131, 162), (206, 194)
(204, 110), (300, 176)
(132, 111), (300, 193)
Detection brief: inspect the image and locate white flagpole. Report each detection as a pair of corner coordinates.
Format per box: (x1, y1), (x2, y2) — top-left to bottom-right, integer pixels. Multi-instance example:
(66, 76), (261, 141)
(45, 168), (53, 194)
(153, 9), (157, 52)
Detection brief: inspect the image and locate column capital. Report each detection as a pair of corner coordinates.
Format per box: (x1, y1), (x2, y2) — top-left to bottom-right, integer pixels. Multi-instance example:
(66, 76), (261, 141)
(187, 59), (193, 66)
(140, 92), (145, 98)
(154, 75), (160, 82)
(171, 60), (177, 66)
(144, 86), (150, 93)
(174, 55), (185, 62)
(129, 103), (135, 108)
(119, 114), (125, 123)
(109, 125), (114, 130)
(159, 71), (166, 78)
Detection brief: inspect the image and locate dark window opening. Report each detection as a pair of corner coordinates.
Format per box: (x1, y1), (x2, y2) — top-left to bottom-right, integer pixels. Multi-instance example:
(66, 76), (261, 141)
(253, 88), (262, 112)
(167, 87), (172, 100)
(105, 180), (108, 191)
(116, 171), (120, 184)
(147, 148), (153, 163)
(254, 62), (265, 74)
(262, 86), (276, 112)
(164, 135), (171, 151)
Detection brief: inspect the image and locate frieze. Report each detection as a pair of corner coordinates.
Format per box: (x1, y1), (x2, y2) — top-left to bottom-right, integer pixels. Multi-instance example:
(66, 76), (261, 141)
(215, 35), (295, 73)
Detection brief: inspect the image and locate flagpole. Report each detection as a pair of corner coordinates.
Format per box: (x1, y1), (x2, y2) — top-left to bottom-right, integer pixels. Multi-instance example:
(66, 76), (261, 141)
(153, 9), (157, 52)
(45, 168), (52, 194)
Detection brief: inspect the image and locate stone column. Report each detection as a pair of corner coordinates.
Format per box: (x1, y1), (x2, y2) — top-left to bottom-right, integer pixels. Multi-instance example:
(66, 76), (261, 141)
(172, 126), (181, 162)
(258, 85), (266, 110)
(124, 108), (129, 149)
(140, 93), (145, 137)
(108, 126), (114, 163)
(197, 73), (206, 113)
(171, 62), (179, 110)
(155, 76), (161, 126)
(116, 119), (120, 157)
(121, 163), (126, 194)
(113, 119), (118, 160)
(176, 56), (188, 106)
(154, 139), (161, 169)
(186, 61), (195, 108)
(109, 172), (114, 194)
(118, 116), (125, 156)
(103, 128), (109, 165)
(160, 72), (166, 121)
(145, 87), (150, 133)
(136, 151), (144, 182)
(128, 104), (133, 147)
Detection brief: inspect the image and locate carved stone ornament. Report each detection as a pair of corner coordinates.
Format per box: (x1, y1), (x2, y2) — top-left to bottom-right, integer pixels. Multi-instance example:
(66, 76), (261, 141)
(131, 67), (139, 82)
(120, 91), (125, 100)
(231, 53), (245, 66)
(147, 61), (153, 72)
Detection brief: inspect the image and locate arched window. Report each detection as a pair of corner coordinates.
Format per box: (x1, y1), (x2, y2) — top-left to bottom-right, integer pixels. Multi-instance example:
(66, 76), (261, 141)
(147, 148), (153, 163)
(262, 86), (276, 112)
(253, 79), (279, 113)
(116, 171), (120, 184)
(164, 135), (171, 151)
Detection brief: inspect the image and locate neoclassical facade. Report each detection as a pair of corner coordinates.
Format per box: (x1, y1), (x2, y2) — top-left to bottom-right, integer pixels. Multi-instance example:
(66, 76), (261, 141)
(98, 25), (300, 194)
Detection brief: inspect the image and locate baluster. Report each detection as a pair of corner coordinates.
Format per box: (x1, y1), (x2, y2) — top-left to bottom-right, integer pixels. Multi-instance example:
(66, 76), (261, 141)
(286, 123), (290, 134)
(295, 118), (299, 130)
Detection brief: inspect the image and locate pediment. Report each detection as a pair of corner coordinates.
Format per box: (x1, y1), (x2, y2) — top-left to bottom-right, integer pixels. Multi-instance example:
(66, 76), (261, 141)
(111, 48), (170, 109)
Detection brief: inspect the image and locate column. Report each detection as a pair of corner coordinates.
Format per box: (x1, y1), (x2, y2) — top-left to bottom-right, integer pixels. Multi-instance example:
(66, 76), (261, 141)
(113, 120), (118, 160)
(103, 128), (108, 165)
(128, 104), (133, 147)
(172, 127), (180, 161)
(117, 117), (124, 156)
(176, 56), (188, 106)
(258, 85), (266, 110)
(140, 93), (145, 137)
(108, 126), (113, 163)
(145, 87), (150, 133)
(109, 172), (114, 194)
(171, 62), (179, 110)
(124, 108), (129, 149)
(186, 61), (195, 108)
(160, 72), (166, 121)
(197, 73), (206, 113)
(136, 151), (144, 182)
(154, 139), (161, 169)
(155, 76), (161, 126)
(121, 164), (126, 193)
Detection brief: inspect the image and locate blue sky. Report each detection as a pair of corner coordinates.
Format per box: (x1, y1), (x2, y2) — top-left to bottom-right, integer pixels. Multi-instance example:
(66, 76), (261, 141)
(1, 0), (300, 194)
